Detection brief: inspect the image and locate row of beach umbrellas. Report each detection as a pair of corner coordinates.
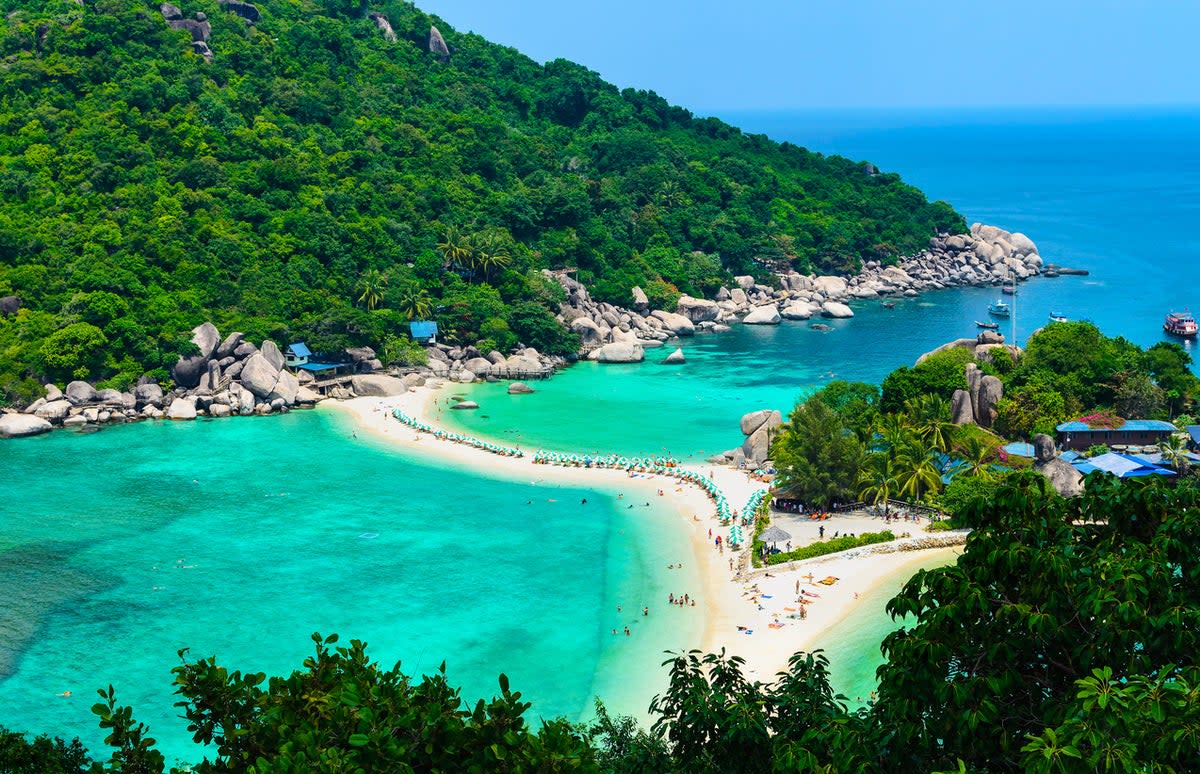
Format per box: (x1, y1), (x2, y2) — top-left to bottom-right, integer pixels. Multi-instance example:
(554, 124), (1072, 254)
(392, 409), (525, 457)
(392, 407), (772, 546)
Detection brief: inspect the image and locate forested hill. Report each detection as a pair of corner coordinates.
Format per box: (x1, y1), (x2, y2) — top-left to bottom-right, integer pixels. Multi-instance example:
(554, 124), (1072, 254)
(0, 0), (964, 401)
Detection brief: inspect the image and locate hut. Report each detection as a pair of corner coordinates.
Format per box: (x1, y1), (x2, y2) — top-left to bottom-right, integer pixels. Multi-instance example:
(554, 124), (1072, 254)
(284, 342), (311, 368)
(410, 321), (438, 345)
(1055, 419), (1176, 451)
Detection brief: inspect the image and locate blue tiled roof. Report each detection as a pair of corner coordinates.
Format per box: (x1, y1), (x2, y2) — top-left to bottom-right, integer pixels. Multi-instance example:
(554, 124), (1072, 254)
(287, 342), (312, 357)
(1076, 452), (1174, 478)
(1057, 419), (1176, 432)
(410, 321), (438, 338)
(1002, 442), (1036, 457)
(1187, 425), (1200, 444)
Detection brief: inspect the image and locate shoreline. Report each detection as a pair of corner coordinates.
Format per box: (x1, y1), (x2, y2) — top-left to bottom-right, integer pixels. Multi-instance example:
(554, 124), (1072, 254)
(328, 385), (965, 697)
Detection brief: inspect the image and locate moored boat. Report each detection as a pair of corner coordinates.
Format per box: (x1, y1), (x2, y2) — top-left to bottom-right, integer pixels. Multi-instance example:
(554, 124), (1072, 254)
(976, 320), (999, 329)
(1164, 311), (1198, 337)
(988, 299), (1010, 317)
(880, 301), (895, 309)
(1049, 312), (1068, 323)
(1001, 285), (1016, 295)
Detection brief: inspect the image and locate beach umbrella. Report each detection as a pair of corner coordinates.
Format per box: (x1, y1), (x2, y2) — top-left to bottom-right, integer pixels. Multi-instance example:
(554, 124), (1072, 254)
(760, 526), (791, 543)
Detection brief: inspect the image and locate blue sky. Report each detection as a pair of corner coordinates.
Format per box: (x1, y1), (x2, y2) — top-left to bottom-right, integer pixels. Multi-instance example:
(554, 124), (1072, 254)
(416, 1), (1198, 112)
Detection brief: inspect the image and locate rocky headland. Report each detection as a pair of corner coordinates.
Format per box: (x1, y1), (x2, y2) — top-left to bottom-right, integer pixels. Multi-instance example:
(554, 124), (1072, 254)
(550, 223), (1048, 362)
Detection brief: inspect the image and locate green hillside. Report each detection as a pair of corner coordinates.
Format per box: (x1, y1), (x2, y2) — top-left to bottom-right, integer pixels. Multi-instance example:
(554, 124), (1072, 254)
(0, 0), (964, 401)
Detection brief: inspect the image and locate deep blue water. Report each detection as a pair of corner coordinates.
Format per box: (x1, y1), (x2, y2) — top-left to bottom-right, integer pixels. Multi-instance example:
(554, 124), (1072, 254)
(446, 108), (1200, 456)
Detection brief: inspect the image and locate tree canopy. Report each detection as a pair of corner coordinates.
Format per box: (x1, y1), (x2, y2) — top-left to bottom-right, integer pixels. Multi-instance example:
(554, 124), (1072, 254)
(0, 0), (964, 402)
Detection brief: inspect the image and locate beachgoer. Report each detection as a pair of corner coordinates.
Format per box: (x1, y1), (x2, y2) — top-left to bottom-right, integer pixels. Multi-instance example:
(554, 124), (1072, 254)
(581, 498), (587, 505)
(624, 626), (631, 636)
(819, 525), (824, 538)
(643, 606), (648, 616)
(669, 593), (675, 604)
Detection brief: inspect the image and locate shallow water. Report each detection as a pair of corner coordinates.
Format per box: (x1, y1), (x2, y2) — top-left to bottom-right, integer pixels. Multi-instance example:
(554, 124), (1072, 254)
(0, 411), (701, 762)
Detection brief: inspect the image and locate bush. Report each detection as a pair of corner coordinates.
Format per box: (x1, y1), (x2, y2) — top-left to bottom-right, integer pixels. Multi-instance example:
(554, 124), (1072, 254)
(1087, 444), (1110, 458)
(765, 530), (896, 565)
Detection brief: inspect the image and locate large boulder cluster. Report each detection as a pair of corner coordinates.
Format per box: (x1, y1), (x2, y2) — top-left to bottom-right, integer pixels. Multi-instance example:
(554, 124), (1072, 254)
(0, 324), (326, 437)
(657, 225), (1044, 329)
(159, 1), (261, 61)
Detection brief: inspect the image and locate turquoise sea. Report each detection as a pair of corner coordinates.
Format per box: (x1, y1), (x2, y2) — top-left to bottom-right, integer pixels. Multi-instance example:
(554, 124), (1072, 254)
(3, 107), (1197, 762)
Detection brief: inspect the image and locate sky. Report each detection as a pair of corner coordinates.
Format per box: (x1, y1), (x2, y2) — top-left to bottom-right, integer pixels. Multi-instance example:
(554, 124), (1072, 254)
(415, 0), (1199, 113)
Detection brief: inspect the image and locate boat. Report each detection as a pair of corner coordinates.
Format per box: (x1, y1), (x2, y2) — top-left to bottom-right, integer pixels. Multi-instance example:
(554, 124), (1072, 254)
(880, 301), (895, 309)
(1001, 285), (1016, 295)
(988, 299), (1011, 317)
(1048, 312), (1068, 323)
(1164, 311), (1198, 338)
(975, 320), (1000, 329)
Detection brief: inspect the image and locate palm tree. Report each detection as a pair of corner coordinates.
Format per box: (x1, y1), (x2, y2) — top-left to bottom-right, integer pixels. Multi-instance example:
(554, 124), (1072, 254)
(437, 226), (475, 278)
(1159, 432), (1192, 475)
(893, 438), (944, 502)
(953, 433), (1000, 479)
(472, 232), (512, 283)
(355, 269), (387, 311)
(858, 453), (899, 515)
(396, 285), (433, 320)
(873, 412), (916, 453)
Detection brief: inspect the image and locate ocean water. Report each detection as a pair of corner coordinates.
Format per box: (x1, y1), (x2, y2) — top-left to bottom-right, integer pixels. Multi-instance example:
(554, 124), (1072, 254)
(4, 108), (1194, 761)
(0, 411), (701, 763)
(445, 107), (1200, 457)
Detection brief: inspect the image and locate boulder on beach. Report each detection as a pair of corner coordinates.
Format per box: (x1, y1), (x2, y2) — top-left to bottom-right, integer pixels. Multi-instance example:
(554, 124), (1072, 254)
(35, 400), (72, 421)
(742, 305), (781, 325)
(349, 374), (407, 397)
(740, 409), (782, 437)
(0, 414), (53, 439)
(588, 341), (645, 363)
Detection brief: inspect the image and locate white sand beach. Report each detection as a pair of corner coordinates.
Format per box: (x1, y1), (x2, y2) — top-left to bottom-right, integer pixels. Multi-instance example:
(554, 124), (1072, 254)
(328, 384), (964, 693)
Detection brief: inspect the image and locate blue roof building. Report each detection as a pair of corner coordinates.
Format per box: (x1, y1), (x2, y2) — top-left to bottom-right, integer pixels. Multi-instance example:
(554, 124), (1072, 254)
(1072, 452), (1175, 478)
(285, 342), (312, 367)
(1055, 418), (1176, 451)
(410, 321), (438, 344)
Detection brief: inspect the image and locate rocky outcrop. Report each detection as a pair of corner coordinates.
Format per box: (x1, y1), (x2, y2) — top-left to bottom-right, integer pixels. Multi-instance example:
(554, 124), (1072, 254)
(0, 413), (52, 439)
(743, 305), (781, 325)
(733, 409), (783, 465)
(0, 296), (18, 316)
(451, 400), (479, 410)
(1033, 433), (1083, 497)
(588, 341), (644, 363)
(950, 389), (974, 425)
(631, 286), (649, 313)
(820, 302), (854, 319)
(428, 25), (450, 61)
(650, 310), (696, 336)
(976, 376), (1003, 428)
(663, 348), (685, 364)
(780, 300), (816, 320)
(166, 397), (197, 420)
(368, 12), (397, 42)
(676, 296), (720, 323)
(65, 381), (98, 406)
(218, 0), (260, 23)
(508, 382), (534, 394)
(350, 374), (407, 397)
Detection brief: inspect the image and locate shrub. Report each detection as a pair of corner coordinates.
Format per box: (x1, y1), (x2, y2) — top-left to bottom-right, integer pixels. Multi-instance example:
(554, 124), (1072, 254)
(765, 530), (896, 565)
